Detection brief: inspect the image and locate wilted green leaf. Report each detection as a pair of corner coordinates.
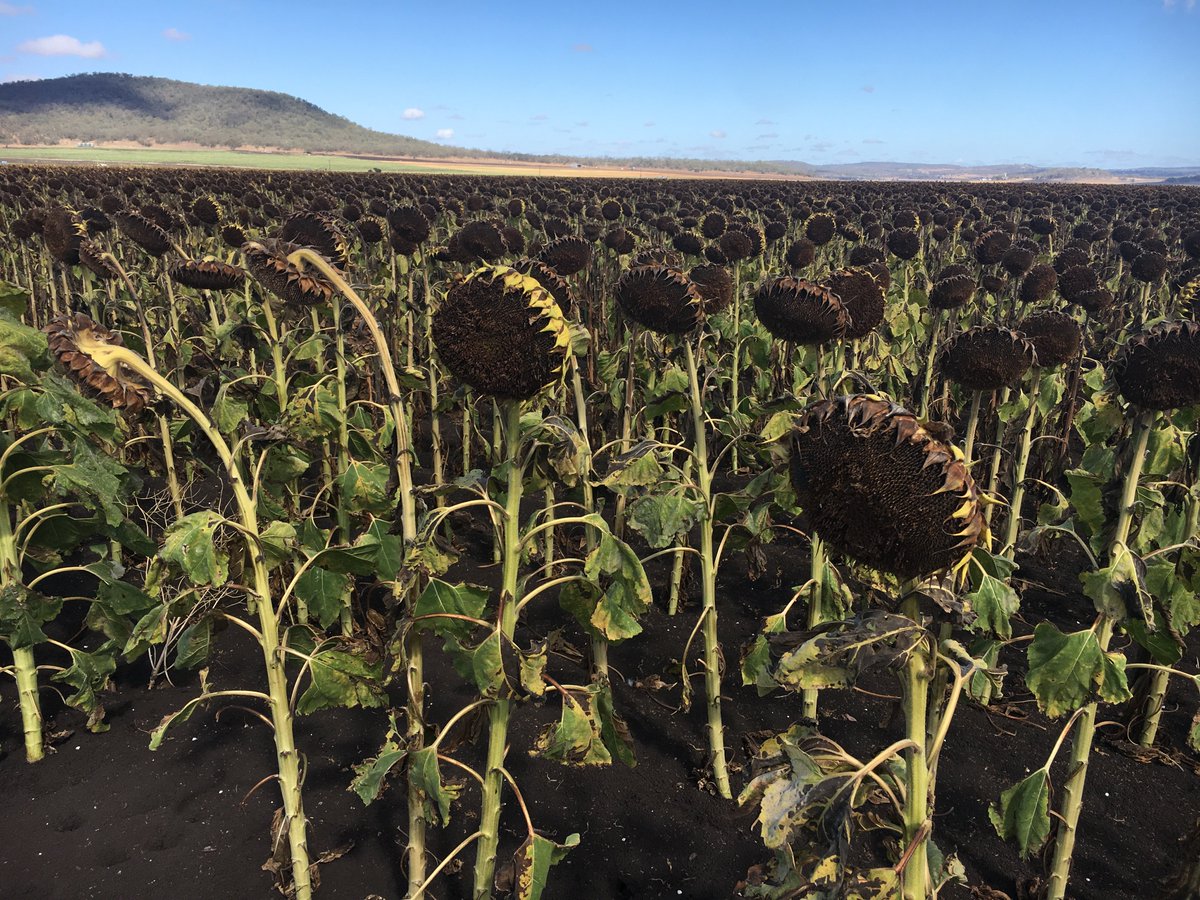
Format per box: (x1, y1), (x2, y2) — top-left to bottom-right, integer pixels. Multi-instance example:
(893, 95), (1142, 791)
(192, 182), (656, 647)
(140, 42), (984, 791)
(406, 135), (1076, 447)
(1027, 628), (1108, 720)
(627, 490), (705, 550)
(295, 567), (350, 630)
(174, 618), (213, 669)
(583, 532), (651, 641)
(414, 579), (489, 640)
(990, 768), (1050, 858)
(296, 646), (387, 714)
(0, 315), (47, 381)
(159, 511), (229, 587)
(0, 583), (63, 648)
(51, 644), (116, 732)
(350, 737), (407, 805)
(513, 832), (580, 900)
(409, 746), (461, 825)
(532, 686), (612, 766)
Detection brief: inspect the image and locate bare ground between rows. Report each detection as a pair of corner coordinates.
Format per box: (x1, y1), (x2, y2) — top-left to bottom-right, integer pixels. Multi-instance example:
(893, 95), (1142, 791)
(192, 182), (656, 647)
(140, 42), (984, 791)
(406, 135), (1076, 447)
(1, 512), (1197, 900)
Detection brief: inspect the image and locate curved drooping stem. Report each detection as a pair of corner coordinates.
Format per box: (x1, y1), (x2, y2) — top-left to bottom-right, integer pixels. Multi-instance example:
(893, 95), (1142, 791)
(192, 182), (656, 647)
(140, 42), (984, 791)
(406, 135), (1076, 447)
(1045, 409), (1154, 900)
(85, 341), (313, 900)
(282, 248), (425, 893)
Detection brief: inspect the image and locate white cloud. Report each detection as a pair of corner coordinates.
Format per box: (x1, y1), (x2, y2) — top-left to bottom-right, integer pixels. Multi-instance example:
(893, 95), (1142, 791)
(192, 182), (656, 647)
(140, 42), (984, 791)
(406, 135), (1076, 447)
(17, 34), (107, 57)
(0, 2), (34, 14)
(709, 129), (726, 139)
(435, 128), (454, 140)
(402, 107), (425, 120)
(162, 27), (190, 41)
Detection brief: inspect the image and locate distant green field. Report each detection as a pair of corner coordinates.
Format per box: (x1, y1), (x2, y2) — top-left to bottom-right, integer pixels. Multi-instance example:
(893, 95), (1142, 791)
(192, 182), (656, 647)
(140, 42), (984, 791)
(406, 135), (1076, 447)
(0, 146), (487, 174)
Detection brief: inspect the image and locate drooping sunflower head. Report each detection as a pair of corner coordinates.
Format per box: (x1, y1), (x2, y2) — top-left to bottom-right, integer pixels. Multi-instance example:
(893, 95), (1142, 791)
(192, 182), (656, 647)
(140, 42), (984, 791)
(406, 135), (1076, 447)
(116, 210), (172, 257)
(940, 325), (1037, 391)
(190, 195), (224, 227)
(1113, 320), (1200, 410)
(688, 264), (735, 315)
(44, 313), (151, 414)
(432, 265), (570, 400)
(929, 273), (977, 310)
(536, 235), (593, 276)
(242, 238), (335, 310)
(754, 277), (850, 345)
(826, 267), (884, 339)
(1017, 310), (1082, 369)
(42, 206), (87, 265)
(169, 259), (247, 292)
(281, 213), (351, 270)
(78, 239), (121, 282)
(790, 394), (986, 580)
(615, 265), (704, 335)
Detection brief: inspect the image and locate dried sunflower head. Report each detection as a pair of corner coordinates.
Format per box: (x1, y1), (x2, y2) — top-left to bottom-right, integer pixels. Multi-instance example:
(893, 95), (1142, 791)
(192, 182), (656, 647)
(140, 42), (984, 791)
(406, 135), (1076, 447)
(42, 207), (86, 265)
(281, 213), (351, 269)
(170, 259), (246, 292)
(790, 394), (986, 579)
(44, 313), (151, 414)
(1113, 320), (1200, 410)
(826, 267), (884, 339)
(940, 325), (1036, 391)
(615, 265), (703, 335)
(433, 265), (570, 400)
(243, 239), (335, 310)
(116, 210), (171, 257)
(929, 273), (977, 311)
(538, 235), (593, 276)
(754, 277), (850, 345)
(688, 264), (734, 315)
(1017, 311), (1081, 369)
(78, 239), (121, 282)
(190, 195), (224, 227)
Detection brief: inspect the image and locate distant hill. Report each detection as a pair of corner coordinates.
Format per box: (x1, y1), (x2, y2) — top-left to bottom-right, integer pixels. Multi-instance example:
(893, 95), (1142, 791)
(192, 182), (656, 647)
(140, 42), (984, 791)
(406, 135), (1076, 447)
(1, 73), (1194, 183)
(0, 72), (489, 158)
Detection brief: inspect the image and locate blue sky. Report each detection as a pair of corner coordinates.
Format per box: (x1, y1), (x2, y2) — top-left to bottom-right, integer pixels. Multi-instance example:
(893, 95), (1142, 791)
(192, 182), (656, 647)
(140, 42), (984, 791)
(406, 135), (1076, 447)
(2, 0), (1198, 167)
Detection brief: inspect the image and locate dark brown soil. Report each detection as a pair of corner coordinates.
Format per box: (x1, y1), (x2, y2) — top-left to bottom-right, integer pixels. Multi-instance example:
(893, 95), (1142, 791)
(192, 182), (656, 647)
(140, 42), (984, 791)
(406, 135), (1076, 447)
(1, 518), (1197, 900)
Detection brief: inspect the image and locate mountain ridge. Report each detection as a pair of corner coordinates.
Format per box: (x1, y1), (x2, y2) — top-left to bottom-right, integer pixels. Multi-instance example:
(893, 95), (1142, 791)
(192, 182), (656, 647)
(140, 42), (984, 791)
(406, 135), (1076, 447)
(1, 73), (1194, 183)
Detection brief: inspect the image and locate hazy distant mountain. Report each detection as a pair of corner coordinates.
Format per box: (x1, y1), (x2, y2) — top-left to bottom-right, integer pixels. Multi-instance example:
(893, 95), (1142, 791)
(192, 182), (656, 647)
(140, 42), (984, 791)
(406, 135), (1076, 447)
(1, 74), (1193, 183)
(0, 72), (486, 158)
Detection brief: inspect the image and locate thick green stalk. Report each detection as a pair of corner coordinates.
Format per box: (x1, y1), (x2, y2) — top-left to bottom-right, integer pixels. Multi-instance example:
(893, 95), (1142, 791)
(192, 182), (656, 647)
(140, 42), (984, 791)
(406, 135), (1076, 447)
(331, 300), (353, 634)
(962, 390), (983, 464)
(918, 310), (944, 420)
(1136, 463), (1200, 747)
(1, 502), (43, 762)
(801, 535), (825, 720)
(684, 340), (731, 799)
(982, 388), (1012, 527)
(568, 356), (607, 677)
(900, 593), (930, 900)
(1046, 410), (1153, 900)
(1001, 376), (1041, 556)
(730, 266), (742, 472)
(613, 329), (636, 541)
(472, 401), (524, 900)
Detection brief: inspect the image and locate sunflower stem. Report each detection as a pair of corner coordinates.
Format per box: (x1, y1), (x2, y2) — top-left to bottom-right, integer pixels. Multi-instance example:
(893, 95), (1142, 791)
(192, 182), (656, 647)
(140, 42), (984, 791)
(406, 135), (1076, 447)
(1001, 375), (1042, 557)
(1046, 410), (1154, 900)
(472, 400), (525, 900)
(685, 339), (731, 799)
